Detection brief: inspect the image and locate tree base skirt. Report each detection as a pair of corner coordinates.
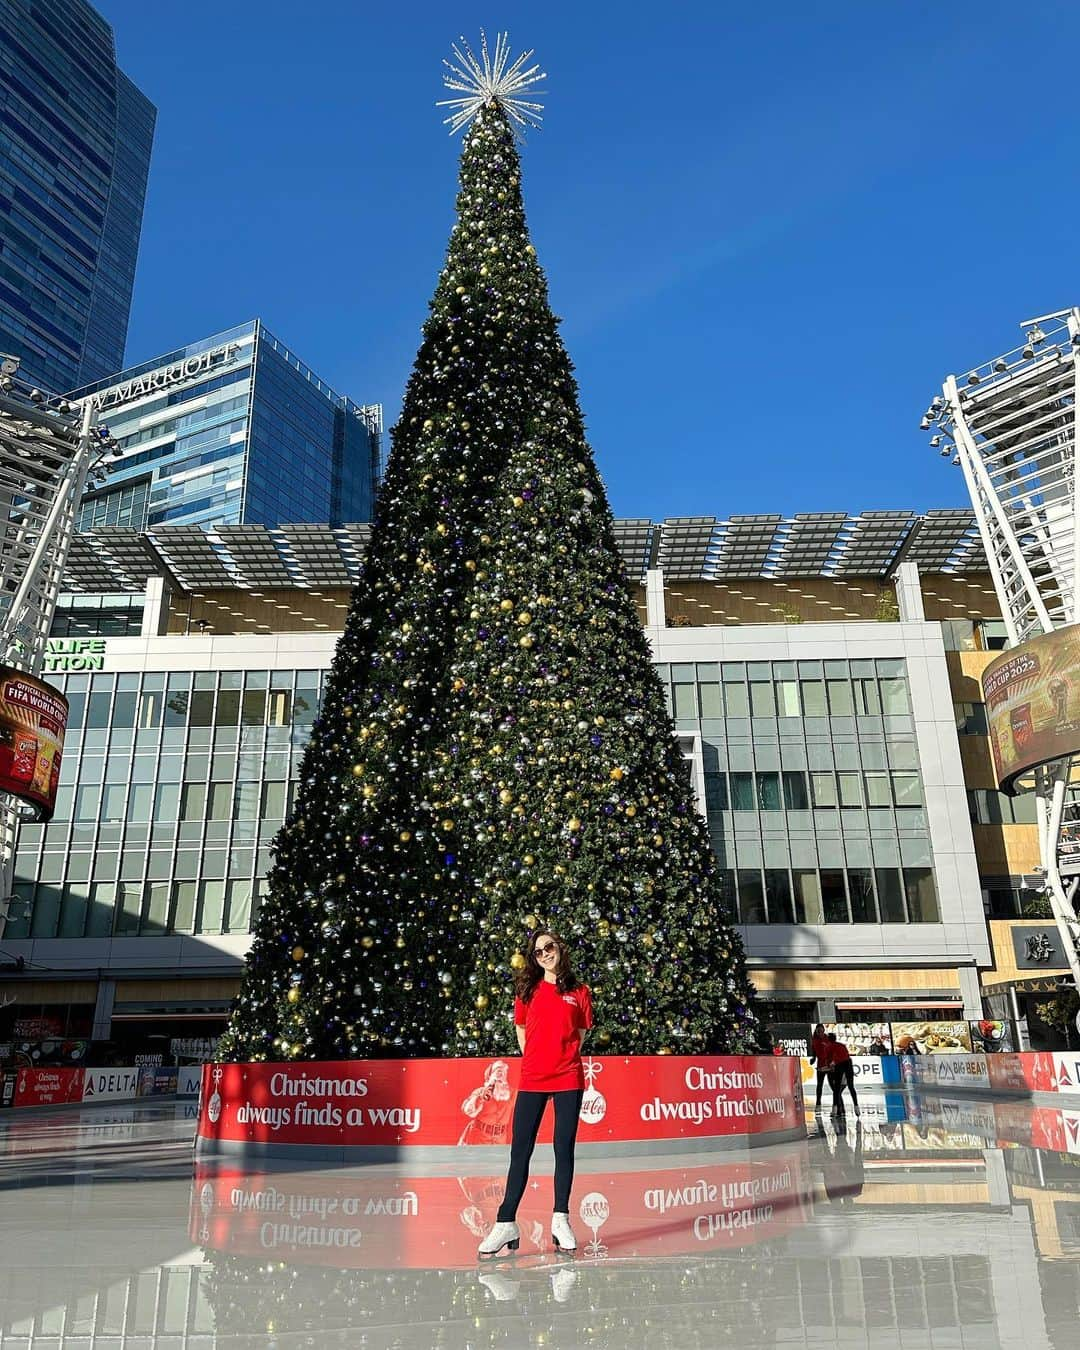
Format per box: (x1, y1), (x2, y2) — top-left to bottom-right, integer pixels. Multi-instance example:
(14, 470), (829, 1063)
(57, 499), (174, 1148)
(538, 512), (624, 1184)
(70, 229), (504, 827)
(195, 1053), (805, 1164)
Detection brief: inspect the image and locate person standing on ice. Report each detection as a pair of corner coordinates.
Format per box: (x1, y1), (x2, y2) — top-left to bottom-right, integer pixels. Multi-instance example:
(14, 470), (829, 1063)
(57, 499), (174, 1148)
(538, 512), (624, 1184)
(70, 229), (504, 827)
(827, 1034), (860, 1117)
(810, 1023), (832, 1114)
(479, 929), (593, 1258)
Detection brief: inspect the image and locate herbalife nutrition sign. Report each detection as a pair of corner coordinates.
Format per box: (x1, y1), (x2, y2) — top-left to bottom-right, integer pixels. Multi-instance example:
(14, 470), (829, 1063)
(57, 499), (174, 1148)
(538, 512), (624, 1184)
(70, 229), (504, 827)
(43, 639), (105, 673)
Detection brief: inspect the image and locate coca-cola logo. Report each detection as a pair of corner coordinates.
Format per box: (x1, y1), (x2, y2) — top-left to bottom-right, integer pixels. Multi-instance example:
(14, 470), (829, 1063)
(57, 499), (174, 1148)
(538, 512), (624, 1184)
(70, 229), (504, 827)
(579, 1088), (606, 1124)
(579, 1191), (609, 1227)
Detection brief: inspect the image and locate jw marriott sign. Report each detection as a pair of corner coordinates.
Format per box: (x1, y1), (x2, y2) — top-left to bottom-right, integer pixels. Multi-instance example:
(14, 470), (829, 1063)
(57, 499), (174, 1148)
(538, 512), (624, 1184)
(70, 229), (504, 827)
(87, 342), (243, 411)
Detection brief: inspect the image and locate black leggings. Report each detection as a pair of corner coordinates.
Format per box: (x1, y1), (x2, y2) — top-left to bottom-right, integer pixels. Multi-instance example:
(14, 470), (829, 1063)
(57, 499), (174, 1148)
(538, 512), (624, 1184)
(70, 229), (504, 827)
(814, 1068), (830, 1109)
(496, 1089), (584, 1222)
(830, 1060), (858, 1111)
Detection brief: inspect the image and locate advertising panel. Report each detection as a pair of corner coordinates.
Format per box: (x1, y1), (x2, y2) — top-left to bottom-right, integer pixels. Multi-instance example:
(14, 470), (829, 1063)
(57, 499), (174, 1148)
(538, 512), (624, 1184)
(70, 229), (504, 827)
(81, 1067), (140, 1104)
(969, 1019), (1016, 1053)
(891, 1021), (972, 1055)
(800, 1056), (887, 1088)
(824, 1023), (892, 1054)
(12, 1066), (83, 1108)
(766, 1023), (810, 1058)
(198, 1055), (802, 1153)
(903, 1053), (990, 1091)
(190, 1147), (811, 1268)
(178, 1066), (203, 1098)
(985, 1052), (1057, 1095)
(0, 666), (67, 820)
(982, 626), (1080, 793)
(139, 1066), (178, 1097)
(1052, 1053), (1080, 1094)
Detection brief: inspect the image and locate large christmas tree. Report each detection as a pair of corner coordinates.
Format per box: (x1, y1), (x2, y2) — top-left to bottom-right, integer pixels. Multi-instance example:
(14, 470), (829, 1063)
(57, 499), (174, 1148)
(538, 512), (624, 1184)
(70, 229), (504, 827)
(219, 37), (761, 1062)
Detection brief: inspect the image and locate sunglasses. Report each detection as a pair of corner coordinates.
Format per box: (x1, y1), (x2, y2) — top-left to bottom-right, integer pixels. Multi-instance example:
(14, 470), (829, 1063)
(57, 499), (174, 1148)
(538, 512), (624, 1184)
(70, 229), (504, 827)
(534, 942), (558, 957)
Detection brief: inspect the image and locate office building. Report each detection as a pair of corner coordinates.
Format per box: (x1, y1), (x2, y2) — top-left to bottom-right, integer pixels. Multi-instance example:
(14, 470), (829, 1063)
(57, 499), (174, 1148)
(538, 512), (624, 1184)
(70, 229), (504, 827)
(0, 510), (1066, 1051)
(67, 320), (381, 532)
(0, 0), (155, 391)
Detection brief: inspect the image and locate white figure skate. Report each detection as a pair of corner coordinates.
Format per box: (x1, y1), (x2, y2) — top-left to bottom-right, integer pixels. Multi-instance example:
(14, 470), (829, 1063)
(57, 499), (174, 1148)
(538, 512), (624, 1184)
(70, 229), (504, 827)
(551, 1212), (577, 1251)
(478, 1220), (520, 1257)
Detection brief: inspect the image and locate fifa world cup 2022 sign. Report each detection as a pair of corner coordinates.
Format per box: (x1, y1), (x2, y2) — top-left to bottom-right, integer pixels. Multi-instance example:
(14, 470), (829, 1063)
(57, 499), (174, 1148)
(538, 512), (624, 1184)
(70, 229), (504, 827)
(983, 626), (1080, 794)
(0, 667), (68, 821)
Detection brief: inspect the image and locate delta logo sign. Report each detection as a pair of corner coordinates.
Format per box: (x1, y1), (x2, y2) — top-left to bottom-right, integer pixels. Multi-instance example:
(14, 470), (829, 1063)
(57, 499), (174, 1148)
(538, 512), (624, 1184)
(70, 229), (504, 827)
(1051, 1054), (1080, 1092)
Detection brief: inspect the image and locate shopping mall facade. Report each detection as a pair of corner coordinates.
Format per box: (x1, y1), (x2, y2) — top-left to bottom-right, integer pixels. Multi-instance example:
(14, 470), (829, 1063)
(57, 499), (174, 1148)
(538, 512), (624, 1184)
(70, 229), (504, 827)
(0, 511), (1067, 1055)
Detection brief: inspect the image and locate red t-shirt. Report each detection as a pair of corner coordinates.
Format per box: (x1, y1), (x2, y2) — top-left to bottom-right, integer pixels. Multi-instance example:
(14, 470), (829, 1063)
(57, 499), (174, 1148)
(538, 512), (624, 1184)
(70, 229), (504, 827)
(811, 1034), (832, 1068)
(830, 1041), (851, 1064)
(514, 980), (593, 1092)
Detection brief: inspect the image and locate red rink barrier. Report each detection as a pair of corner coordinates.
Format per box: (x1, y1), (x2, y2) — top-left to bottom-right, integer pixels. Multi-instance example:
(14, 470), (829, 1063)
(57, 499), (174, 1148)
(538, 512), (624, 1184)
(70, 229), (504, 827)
(190, 1145), (812, 1268)
(12, 1066), (83, 1108)
(196, 1054), (804, 1159)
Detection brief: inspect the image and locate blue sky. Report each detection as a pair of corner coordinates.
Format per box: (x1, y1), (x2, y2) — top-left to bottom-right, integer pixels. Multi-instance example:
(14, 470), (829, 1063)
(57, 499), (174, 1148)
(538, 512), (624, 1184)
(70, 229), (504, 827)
(100, 1), (1079, 520)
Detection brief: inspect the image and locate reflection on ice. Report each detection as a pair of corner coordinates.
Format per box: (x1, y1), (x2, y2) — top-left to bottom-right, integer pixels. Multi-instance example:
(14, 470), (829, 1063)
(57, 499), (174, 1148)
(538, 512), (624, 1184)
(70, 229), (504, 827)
(1, 1094), (1080, 1346)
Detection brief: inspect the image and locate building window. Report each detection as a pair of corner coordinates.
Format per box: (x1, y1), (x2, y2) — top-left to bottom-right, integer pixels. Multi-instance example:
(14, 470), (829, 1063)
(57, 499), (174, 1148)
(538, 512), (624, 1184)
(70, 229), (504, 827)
(904, 868), (940, 922)
(954, 702), (989, 736)
(967, 790), (1038, 825)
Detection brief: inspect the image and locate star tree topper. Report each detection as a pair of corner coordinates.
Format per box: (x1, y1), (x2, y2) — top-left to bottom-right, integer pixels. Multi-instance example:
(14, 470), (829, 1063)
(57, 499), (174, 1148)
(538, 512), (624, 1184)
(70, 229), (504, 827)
(437, 31), (546, 137)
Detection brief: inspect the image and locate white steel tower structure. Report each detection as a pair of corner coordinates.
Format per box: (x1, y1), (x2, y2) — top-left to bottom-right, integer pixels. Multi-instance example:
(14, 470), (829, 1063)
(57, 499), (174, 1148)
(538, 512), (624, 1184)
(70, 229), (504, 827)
(927, 308), (1080, 991)
(0, 356), (110, 931)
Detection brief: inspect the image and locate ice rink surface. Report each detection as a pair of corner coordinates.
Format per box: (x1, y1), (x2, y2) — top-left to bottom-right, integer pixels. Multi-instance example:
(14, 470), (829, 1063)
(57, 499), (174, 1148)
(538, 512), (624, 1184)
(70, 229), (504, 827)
(0, 1092), (1078, 1348)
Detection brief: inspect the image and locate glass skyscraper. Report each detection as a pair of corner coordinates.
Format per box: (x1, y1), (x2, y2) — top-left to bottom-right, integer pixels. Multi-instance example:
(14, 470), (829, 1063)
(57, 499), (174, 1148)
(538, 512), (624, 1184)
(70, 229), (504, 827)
(0, 0), (155, 393)
(67, 320), (381, 530)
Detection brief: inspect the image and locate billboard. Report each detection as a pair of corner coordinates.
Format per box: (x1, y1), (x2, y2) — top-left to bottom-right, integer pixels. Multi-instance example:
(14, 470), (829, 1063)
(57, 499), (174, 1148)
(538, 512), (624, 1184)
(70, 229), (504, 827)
(891, 1021), (972, 1055)
(197, 1055), (803, 1153)
(0, 667), (67, 820)
(982, 627), (1080, 793)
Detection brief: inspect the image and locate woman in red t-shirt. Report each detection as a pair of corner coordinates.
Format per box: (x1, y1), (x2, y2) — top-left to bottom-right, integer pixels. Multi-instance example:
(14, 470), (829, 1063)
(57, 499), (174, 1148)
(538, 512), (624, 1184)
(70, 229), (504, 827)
(810, 1023), (832, 1113)
(479, 928), (593, 1258)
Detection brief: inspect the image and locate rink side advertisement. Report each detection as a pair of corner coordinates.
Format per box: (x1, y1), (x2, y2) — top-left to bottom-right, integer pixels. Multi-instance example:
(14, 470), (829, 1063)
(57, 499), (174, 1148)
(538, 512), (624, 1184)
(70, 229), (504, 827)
(982, 626), (1080, 793)
(197, 1055), (803, 1152)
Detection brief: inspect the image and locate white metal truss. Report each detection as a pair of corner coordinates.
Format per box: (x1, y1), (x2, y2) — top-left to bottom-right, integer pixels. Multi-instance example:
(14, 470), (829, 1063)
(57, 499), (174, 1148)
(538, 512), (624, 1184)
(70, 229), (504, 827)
(929, 308), (1080, 991)
(0, 358), (106, 931)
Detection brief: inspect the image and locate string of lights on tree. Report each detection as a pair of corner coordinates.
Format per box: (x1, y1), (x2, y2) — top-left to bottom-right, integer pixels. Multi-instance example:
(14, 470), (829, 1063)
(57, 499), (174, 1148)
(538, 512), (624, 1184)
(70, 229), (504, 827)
(218, 34), (761, 1063)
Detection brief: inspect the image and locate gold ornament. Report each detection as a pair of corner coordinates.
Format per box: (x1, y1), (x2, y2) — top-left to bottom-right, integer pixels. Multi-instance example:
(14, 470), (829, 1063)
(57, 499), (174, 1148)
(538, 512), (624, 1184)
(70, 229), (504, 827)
(519, 634), (534, 648)
(475, 994), (489, 1010)
(400, 830), (412, 842)
(610, 767), (624, 781)
(510, 952), (527, 971)
(286, 987), (300, 1005)
(291, 946), (305, 961)
(568, 816), (582, 832)
(361, 936), (375, 949)
(500, 599), (513, 611)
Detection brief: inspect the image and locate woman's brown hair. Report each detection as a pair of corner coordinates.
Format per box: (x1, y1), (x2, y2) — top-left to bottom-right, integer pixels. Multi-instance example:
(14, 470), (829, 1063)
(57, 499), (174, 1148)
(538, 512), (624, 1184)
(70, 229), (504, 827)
(514, 928), (581, 1003)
